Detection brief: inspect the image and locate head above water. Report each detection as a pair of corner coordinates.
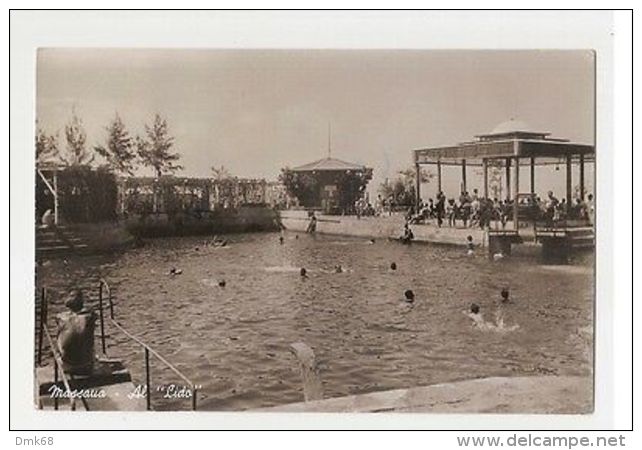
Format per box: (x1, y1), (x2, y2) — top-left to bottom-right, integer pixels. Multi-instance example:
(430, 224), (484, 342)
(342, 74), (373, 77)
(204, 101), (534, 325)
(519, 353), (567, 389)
(470, 303), (480, 314)
(300, 267), (307, 277)
(404, 289), (415, 302)
(467, 235), (473, 242)
(501, 288), (509, 301)
(390, 262), (397, 271)
(65, 289), (84, 313)
(218, 280), (226, 287)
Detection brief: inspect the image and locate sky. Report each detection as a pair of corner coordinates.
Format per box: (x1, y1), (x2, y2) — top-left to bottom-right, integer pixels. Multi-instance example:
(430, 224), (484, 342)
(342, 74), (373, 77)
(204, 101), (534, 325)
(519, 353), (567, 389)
(37, 49), (595, 198)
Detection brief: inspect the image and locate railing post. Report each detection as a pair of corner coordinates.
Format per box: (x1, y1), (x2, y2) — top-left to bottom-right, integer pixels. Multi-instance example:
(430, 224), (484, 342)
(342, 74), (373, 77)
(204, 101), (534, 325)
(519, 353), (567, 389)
(98, 282), (106, 354)
(37, 288), (46, 366)
(145, 347), (151, 411)
(108, 288), (114, 320)
(192, 387), (198, 411)
(53, 359), (59, 411)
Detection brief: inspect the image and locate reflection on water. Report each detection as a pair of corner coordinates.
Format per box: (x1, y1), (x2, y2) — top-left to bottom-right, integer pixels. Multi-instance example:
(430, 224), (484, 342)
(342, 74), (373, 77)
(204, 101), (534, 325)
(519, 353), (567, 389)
(36, 232), (593, 411)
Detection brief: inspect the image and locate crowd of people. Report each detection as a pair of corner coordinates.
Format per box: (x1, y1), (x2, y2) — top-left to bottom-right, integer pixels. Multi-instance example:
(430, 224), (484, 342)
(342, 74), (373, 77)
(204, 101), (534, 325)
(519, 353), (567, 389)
(406, 189), (594, 229)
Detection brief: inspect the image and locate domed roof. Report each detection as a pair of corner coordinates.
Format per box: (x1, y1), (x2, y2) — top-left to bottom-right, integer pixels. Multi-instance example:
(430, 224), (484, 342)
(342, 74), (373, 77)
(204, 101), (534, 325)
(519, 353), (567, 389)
(491, 118), (536, 135)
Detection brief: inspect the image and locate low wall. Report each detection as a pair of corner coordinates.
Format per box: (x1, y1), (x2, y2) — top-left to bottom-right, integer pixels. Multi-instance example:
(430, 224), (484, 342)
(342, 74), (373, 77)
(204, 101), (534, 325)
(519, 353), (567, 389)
(279, 210), (486, 247)
(125, 205), (281, 238)
(257, 376), (592, 414)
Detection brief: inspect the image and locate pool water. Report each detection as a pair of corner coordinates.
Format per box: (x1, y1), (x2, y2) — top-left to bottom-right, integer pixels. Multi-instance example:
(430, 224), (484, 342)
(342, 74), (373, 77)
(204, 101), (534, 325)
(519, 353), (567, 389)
(36, 232), (593, 411)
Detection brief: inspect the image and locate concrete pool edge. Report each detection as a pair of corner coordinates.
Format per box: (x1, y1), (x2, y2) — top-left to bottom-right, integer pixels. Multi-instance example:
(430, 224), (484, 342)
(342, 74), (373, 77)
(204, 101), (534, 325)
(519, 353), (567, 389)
(279, 210), (487, 247)
(253, 375), (593, 414)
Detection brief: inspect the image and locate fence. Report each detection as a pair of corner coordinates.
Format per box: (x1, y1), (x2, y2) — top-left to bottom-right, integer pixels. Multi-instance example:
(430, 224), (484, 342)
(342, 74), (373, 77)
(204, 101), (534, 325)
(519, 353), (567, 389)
(118, 176), (289, 217)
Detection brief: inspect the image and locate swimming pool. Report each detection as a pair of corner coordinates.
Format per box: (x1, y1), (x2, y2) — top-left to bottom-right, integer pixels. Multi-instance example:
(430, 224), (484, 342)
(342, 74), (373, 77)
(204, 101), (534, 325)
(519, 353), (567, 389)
(36, 232), (593, 411)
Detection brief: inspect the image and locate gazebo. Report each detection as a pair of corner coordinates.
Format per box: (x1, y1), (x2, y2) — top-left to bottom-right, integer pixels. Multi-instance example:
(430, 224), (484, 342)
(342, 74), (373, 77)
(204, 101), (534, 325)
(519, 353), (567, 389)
(413, 119), (595, 232)
(291, 156), (373, 213)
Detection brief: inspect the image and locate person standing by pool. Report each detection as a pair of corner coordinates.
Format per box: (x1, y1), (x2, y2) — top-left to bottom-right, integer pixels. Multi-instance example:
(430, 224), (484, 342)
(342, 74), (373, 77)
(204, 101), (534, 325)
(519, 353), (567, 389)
(435, 191), (446, 227)
(306, 213), (317, 234)
(587, 194), (595, 227)
(400, 222), (414, 244)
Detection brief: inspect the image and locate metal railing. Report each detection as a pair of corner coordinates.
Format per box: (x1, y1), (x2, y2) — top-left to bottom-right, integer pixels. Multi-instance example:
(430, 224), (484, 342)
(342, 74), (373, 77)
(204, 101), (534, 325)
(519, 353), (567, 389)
(98, 279), (199, 411)
(36, 281), (198, 411)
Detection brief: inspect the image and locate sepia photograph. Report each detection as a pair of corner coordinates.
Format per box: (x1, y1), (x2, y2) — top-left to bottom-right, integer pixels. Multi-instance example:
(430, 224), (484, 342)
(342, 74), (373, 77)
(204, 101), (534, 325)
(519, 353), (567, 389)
(8, 9), (633, 437)
(32, 47), (596, 414)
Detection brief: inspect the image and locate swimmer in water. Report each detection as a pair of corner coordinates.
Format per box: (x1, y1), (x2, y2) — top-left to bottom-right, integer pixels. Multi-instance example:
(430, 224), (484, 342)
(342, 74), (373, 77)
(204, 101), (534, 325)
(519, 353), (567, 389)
(403, 289), (415, 304)
(390, 262), (397, 271)
(300, 267), (308, 278)
(465, 303), (492, 330)
(334, 265), (343, 273)
(168, 267), (183, 276)
(218, 280), (226, 287)
(279, 236), (284, 245)
(500, 288), (510, 303)
(466, 235), (474, 255)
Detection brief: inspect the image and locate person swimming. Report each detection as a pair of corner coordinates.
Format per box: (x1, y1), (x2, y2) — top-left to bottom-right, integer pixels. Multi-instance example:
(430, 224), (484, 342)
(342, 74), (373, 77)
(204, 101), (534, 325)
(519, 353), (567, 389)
(218, 280), (226, 287)
(465, 303), (493, 330)
(403, 289), (415, 303)
(279, 236), (284, 245)
(210, 236), (228, 247)
(466, 235), (475, 255)
(390, 262), (397, 271)
(500, 288), (510, 303)
(168, 267), (183, 275)
(300, 267), (308, 278)
(334, 265), (343, 273)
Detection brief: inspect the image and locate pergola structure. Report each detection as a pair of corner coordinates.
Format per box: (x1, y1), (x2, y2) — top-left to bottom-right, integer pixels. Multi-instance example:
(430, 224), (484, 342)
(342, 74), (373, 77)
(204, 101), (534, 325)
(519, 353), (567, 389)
(413, 120), (595, 232)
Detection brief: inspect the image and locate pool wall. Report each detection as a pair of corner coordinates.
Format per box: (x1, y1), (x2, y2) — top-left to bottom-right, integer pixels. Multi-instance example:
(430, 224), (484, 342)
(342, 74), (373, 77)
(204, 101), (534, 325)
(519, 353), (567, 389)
(125, 205), (282, 238)
(279, 210), (486, 247)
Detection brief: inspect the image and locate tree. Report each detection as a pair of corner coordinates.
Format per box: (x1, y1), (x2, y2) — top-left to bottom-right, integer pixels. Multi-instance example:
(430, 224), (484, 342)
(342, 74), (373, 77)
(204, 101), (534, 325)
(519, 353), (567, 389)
(379, 166), (433, 207)
(137, 114), (183, 178)
(94, 114), (137, 175)
(335, 169), (373, 212)
(279, 168), (320, 207)
(61, 112), (94, 167)
(35, 124), (59, 164)
(210, 165), (232, 182)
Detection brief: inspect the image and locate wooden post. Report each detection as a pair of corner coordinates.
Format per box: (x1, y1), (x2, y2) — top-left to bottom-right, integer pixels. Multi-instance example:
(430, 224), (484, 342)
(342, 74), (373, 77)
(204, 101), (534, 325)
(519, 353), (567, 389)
(505, 158), (511, 200)
(566, 154), (573, 212)
(415, 163), (421, 209)
(482, 159), (489, 199)
(530, 157), (535, 194)
(461, 159), (467, 193)
(513, 157), (520, 230)
(579, 154), (585, 200)
(436, 160), (442, 194)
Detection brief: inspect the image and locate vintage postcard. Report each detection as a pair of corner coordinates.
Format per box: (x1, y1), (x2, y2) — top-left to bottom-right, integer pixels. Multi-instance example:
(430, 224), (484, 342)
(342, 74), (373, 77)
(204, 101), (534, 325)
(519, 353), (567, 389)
(9, 10), (628, 433)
